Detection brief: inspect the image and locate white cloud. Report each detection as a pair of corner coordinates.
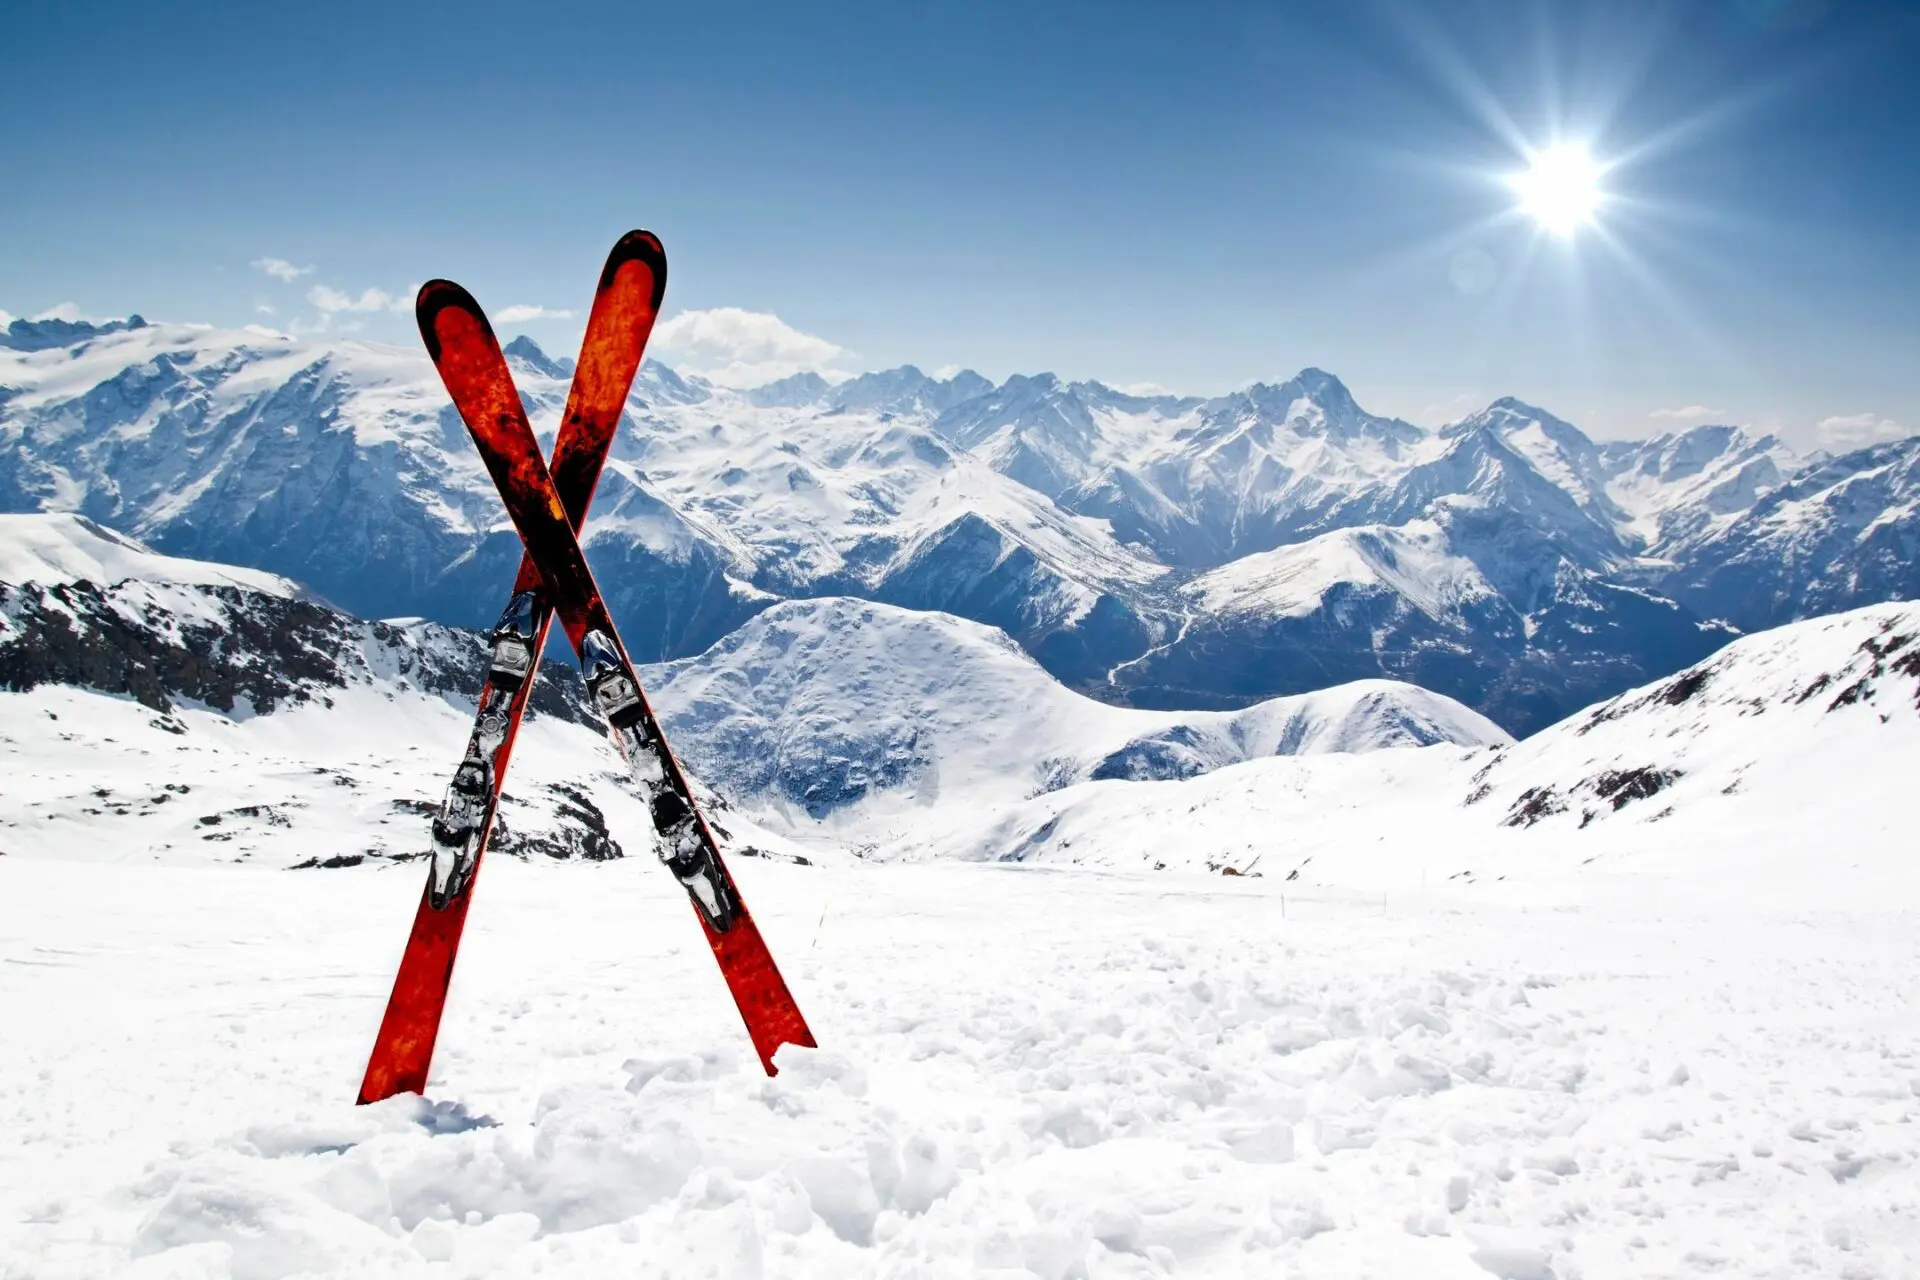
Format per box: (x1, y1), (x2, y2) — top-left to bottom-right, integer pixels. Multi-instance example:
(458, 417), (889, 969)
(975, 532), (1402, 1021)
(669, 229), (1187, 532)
(1650, 404), (1726, 421)
(255, 304), (276, 315)
(495, 304), (576, 324)
(1816, 412), (1909, 449)
(31, 302), (90, 322)
(308, 284), (413, 315)
(1116, 381), (1175, 397)
(651, 306), (853, 387)
(251, 257), (314, 282)
(0, 308), (14, 327)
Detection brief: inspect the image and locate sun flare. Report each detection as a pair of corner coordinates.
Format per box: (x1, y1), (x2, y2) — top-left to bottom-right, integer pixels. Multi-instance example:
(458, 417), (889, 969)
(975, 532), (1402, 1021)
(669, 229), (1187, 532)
(1510, 143), (1606, 236)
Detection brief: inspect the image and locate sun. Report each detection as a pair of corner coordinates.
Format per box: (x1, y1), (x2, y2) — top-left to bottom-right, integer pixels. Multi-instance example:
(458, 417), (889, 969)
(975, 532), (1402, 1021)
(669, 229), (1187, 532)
(1509, 143), (1607, 237)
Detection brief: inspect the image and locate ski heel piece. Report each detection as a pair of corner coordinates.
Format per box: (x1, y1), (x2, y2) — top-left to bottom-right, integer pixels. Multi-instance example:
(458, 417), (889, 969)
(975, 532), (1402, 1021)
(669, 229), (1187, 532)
(488, 591), (540, 687)
(646, 786), (738, 930)
(426, 755), (491, 909)
(581, 629), (643, 726)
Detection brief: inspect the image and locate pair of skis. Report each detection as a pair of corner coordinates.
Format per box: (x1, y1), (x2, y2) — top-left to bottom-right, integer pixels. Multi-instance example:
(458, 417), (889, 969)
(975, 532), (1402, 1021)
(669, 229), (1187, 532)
(357, 232), (813, 1104)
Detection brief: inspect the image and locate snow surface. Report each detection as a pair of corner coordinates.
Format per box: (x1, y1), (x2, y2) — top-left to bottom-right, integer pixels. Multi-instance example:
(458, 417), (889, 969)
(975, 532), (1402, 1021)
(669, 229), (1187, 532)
(3, 848), (1917, 1278)
(0, 513), (299, 597)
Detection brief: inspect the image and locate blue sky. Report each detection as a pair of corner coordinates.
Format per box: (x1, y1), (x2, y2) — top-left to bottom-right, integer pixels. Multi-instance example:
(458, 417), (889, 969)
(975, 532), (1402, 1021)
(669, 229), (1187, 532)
(2, 0), (1915, 446)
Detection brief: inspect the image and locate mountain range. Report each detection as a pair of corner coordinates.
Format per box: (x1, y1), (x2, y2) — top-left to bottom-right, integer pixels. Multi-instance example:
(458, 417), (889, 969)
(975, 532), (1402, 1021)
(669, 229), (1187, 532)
(4, 312), (1917, 734)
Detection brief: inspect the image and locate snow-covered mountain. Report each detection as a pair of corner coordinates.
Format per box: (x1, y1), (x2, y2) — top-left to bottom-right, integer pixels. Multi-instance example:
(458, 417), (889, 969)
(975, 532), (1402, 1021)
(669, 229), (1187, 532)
(5, 312), (1917, 735)
(0, 514), (766, 869)
(642, 596), (1506, 825)
(1600, 423), (1801, 550)
(1659, 437), (1920, 632)
(1465, 600), (1920, 838)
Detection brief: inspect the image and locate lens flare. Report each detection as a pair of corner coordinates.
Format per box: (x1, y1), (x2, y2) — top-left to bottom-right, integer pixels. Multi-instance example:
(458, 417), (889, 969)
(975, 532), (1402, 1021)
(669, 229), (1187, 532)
(1509, 144), (1607, 236)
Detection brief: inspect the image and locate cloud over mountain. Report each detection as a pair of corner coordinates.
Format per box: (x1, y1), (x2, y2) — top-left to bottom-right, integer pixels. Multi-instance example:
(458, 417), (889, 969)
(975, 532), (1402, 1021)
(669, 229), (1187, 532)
(652, 306), (854, 386)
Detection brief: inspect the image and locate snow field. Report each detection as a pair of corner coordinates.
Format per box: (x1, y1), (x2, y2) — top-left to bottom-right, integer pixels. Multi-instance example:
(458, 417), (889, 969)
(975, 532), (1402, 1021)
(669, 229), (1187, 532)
(2, 856), (1916, 1279)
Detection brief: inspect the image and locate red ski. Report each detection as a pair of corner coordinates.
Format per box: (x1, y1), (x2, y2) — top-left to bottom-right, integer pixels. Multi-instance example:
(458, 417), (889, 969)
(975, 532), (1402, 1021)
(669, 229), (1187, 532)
(358, 231), (666, 1104)
(418, 280), (816, 1074)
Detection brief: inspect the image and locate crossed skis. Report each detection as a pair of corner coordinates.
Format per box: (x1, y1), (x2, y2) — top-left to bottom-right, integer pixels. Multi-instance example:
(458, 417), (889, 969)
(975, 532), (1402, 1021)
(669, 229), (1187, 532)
(358, 233), (814, 1104)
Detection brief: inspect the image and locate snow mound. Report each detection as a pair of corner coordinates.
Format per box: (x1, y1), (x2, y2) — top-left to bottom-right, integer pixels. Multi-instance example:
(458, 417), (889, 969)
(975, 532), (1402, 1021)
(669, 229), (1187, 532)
(642, 597), (1506, 825)
(0, 512), (300, 596)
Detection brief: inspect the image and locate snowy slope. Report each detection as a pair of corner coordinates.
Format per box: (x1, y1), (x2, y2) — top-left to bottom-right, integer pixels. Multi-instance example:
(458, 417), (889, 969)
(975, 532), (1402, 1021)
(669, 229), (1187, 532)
(891, 602), (1920, 909)
(1468, 600), (1920, 839)
(0, 514), (801, 871)
(1182, 520), (1495, 621)
(0, 512), (302, 595)
(641, 596), (1506, 826)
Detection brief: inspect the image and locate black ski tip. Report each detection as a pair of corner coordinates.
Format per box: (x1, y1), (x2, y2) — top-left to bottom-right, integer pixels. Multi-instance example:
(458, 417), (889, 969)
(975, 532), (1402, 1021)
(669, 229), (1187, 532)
(415, 280), (494, 362)
(599, 230), (668, 309)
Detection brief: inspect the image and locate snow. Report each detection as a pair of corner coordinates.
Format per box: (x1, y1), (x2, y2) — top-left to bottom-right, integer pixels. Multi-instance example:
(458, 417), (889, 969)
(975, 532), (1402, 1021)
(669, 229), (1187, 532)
(890, 602), (1920, 907)
(3, 853), (1916, 1278)
(1183, 520), (1492, 621)
(1602, 425), (1800, 551)
(0, 513), (299, 596)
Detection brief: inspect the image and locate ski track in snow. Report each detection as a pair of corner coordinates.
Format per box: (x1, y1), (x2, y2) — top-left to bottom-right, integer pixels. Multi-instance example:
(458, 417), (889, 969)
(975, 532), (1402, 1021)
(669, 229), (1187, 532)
(2, 857), (1916, 1279)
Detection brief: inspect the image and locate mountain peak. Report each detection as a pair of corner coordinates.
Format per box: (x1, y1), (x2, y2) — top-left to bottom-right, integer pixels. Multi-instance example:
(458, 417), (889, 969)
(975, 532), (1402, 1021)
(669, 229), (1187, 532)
(501, 335), (573, 379)
(743, 369), (833, 408)
(1485, 395), (1553, 419)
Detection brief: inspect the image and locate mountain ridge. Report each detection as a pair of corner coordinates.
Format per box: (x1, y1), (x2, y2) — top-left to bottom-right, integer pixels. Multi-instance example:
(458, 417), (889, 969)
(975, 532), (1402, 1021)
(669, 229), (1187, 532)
(4, 313), (1916, 734)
